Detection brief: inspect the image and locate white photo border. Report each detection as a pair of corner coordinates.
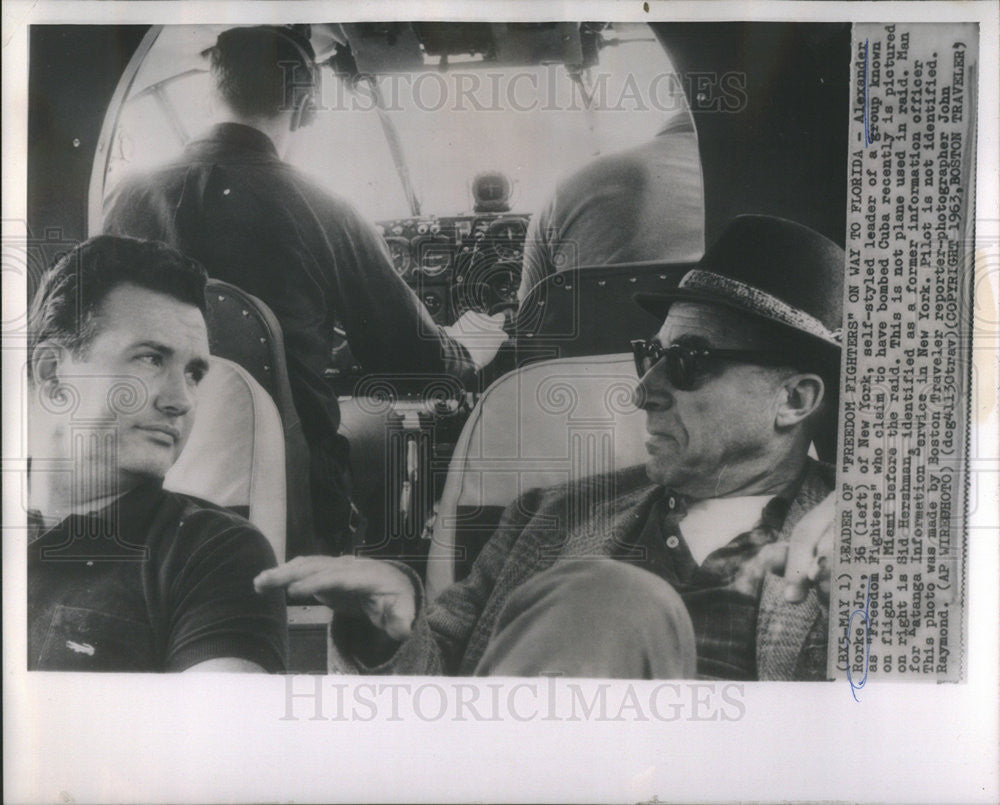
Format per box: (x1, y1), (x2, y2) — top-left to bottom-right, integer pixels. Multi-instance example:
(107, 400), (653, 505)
(4, 2), (998, 803)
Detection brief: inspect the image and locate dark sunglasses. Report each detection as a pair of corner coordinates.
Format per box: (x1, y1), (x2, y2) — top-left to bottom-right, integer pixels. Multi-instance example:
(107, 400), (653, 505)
(630, 338), (799, 391)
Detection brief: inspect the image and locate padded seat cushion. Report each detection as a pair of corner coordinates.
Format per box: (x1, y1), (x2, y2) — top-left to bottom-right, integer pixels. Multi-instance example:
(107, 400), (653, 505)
(427, 353), (646, 597)
(165, 356), (286, 560)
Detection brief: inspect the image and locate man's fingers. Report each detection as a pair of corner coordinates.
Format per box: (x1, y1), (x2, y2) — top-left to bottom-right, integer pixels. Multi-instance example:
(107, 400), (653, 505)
(255, 556), (416, 619)
(757, 542), (790, 575)
(807, 554), (829, 583)
(253, 555), (312, 590)
(784, 539), (814, 595)
(805, 554), (831, 605)
(284, 566), (370, 603)
(784, 492), (836, 602)
(254, 556), (347, 593)
(784, 577), (812, 603)
(788, 491), (834, 546)
(732, 542), (787, 596)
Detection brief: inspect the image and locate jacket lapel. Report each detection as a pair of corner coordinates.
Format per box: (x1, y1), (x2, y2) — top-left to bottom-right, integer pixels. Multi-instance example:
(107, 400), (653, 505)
(757, 459), (835, 680)
(560, 466), (662, 558)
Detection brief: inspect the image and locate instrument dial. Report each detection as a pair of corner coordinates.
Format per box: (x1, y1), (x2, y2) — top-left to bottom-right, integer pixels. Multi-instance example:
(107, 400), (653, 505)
(385, 237), (412, 276)
(487, 218), (528, 261)
(415, 236), (453, 277)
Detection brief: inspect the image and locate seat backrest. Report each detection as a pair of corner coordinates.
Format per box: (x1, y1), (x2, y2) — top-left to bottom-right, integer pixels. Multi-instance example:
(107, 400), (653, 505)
(204, 280), (291, 410)
(202, 279), (315, 556)
(165, 356), (286, 560)
(513, 262), (691, 364)
(426, 353), (647, 599)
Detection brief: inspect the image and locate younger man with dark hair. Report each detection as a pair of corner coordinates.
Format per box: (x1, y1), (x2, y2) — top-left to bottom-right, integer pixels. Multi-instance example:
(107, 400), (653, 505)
(27, 235), (287, 672)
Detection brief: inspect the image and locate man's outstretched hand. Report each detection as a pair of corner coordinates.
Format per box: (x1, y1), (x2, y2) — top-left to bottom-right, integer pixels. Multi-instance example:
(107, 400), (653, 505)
(254, 556), (417, 641)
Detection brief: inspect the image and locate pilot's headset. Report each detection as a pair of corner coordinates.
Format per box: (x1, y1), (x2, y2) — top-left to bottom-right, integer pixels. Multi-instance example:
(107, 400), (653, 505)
(267, 25), (319, 132)
(211, 25), (319, 132)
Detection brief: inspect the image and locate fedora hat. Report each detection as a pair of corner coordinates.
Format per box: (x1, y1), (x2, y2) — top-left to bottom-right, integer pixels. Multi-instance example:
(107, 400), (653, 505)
(634, 215), (844, 358)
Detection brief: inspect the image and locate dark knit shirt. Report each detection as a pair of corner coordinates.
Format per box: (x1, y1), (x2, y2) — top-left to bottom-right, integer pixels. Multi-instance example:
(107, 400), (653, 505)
(28, 481), (287, 672)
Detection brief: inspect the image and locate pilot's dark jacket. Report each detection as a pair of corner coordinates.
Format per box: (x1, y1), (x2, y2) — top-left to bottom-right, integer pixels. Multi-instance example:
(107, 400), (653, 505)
(28, 480), (287, 672)
(104, 123), (476, 554)
(330, 461), (833, 681)
(518, 111), (705, 303)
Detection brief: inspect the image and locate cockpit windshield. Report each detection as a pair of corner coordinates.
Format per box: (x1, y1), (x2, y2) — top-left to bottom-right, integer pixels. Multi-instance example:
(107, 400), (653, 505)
(99, 22), (686, 221)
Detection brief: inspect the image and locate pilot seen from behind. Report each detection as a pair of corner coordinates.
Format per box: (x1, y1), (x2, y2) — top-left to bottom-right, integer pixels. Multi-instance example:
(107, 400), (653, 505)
(27, 236), (287, 672)
(518, 108), (706, 303)
(102, 25), (505, 557)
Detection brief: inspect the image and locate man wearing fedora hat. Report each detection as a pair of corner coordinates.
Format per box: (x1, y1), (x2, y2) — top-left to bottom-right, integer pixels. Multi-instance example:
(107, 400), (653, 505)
(256, 215), (842, 681)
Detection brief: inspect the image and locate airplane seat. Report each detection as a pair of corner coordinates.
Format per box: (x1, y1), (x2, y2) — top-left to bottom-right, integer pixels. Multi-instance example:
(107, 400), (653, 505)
(203, 280), (289, 402)
(337, 395), (392, 552)
(202, 279), (315, 557)
(165, 356), (286, 560)
(426, 353), (648, 600)
(513, 262), (692, 366)
(339, 376), (468, 565)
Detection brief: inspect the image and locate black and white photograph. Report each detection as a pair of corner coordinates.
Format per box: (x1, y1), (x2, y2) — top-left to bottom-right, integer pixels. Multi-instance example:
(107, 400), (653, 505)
(4, 1), (998, 803)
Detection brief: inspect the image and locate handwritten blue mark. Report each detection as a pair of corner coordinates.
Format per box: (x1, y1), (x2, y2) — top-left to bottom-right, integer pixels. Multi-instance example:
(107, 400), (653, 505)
(846, 576), (872, 701)
(863, 39), (873, 146)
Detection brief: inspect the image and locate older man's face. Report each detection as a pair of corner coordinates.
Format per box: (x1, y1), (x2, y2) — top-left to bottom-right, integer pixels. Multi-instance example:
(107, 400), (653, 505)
(636, 301), (790, 498)
(54, 283), (210, 493)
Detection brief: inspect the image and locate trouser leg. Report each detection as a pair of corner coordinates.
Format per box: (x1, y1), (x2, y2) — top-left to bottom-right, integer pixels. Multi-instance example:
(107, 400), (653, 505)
(474, 558), (696, 679)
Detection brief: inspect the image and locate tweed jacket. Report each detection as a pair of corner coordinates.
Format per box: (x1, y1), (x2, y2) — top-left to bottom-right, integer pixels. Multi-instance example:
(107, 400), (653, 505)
(332, 460), (833, 680)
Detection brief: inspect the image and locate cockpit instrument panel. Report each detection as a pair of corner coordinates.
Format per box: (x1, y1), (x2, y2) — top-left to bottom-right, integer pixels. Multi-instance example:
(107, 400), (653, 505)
(375, 212), (531, 322)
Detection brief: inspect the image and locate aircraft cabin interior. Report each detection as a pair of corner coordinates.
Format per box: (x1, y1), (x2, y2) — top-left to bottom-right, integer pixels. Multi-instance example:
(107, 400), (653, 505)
(28, 21), (851, 671)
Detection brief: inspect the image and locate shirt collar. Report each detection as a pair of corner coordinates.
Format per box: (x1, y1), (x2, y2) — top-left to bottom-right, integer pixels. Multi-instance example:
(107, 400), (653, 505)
(29, 480), (165, 557)
(195, 122), (279, 158)
(667, 465), (808, 565)
(679, 495), (775, 565)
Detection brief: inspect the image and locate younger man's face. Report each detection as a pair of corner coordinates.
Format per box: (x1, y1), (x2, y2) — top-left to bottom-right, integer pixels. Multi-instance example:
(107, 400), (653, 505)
(54, 283), (211, 492)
